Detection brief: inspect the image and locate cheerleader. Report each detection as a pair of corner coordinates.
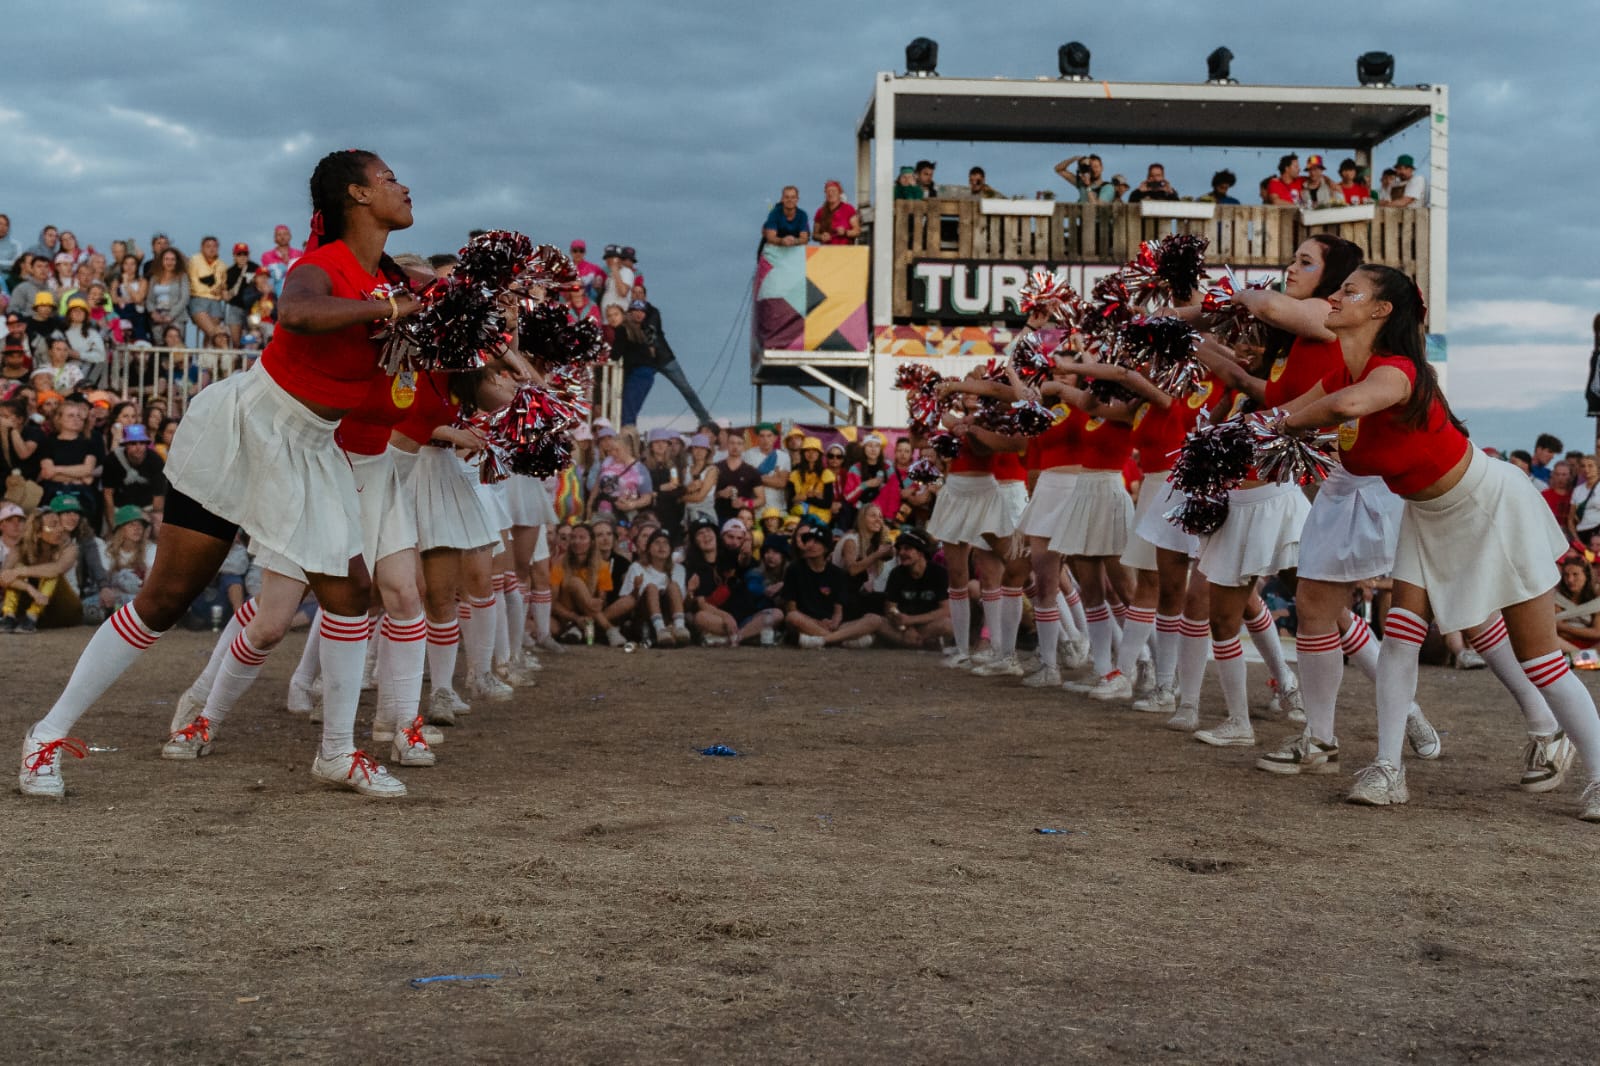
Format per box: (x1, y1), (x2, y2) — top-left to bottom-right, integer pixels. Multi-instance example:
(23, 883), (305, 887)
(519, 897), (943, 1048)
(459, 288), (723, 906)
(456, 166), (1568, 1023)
(1282, 265), (1600, 819)
(21, 150), (420, 798)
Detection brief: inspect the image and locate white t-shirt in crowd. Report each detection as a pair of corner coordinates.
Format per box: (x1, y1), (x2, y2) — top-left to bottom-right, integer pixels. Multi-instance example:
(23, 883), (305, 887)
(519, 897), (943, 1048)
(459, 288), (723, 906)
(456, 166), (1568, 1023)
(1399, 172), (1426, 205)
(744, 445), (791, 512)
(1574, 481), (1600, 534)
(600, 266), (635, 314)
(620, 560), (686, 596)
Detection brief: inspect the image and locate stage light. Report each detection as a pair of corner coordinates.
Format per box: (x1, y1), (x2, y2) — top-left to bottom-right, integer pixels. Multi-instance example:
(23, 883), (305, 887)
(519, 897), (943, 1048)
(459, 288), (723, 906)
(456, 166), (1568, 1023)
(1058, 42), (1091, 80)
(1206, 47), (1236, 84)
(1357, 51), (1395, 87)
(906, 38), (939, 77)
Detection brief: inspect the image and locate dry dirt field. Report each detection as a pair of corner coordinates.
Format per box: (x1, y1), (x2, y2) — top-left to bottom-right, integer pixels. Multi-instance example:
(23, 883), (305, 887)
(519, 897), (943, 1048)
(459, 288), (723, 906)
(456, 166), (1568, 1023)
(5, 628), (1600, 1065)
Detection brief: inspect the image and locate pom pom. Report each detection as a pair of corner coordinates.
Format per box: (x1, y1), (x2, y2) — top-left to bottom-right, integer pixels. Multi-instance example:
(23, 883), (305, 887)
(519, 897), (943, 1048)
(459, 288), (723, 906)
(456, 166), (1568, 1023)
(1170, 416), (1254, 497)
(908, 458), (944, 484)
(518, 301), (610, 368)
(1244, 410), (1338, 486)
(895, 362), (955, 435)
(1198, 273), (1270, 351)
(471, 372), (593, 482)
(1019, 270), (1084, 329)
(975, 398), (1054, 437)
(454, 230), (535, 291)
(1122, 315), (1203, 396)
(927, 430), (962, 460)
(1010, 331), (1057, 387)
(1166, 493), (1230, 536)
(382, 276), (506, 372)
(518, 244), (580, 291)
(1154, 233), (1210, 303)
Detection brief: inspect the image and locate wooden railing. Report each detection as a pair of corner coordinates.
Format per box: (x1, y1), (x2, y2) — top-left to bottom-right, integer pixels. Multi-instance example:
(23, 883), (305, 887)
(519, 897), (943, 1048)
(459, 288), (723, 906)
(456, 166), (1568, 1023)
(890, 200), (1429, 318)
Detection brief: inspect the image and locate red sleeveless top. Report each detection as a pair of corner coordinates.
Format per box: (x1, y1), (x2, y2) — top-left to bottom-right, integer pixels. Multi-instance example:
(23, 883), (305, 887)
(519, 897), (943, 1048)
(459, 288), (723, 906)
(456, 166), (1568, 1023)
(337, 370), (455, 456)
(1262, 335), (1343, 411)
(259, 240), (388, 409)
(1323, 354), (1469, 496)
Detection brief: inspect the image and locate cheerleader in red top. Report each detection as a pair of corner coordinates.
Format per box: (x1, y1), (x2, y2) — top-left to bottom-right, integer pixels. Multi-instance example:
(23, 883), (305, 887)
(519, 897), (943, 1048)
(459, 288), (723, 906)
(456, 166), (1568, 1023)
(1282, 265), (1600, 818)
(20, 150), (423, 799)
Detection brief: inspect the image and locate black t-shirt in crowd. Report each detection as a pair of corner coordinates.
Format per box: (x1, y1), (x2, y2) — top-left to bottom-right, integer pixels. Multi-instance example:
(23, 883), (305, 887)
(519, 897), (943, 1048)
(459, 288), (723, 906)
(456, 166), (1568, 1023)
(786, 558), (850, 620)
(648, 462), (684, 535)
(714, 459), (762, 523)
(884, 561), (949, 617)
(39, 432), (103, 485)
(102, 445), (167, 508)
(6, 420), (49, 483)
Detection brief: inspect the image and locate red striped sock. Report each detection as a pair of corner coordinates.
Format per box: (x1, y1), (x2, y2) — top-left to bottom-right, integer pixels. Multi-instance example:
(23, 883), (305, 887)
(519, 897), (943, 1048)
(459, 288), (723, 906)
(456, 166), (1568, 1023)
(33, 604), (163, 741)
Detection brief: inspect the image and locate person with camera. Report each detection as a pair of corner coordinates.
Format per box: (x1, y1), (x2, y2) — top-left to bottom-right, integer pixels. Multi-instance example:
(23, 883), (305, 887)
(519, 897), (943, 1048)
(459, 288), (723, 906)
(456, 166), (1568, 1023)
(1053, 153), (1114, 203)
(785, 519), (882, 649)
(223, 243), (263, 349)
(1127, 163), (1179, 203)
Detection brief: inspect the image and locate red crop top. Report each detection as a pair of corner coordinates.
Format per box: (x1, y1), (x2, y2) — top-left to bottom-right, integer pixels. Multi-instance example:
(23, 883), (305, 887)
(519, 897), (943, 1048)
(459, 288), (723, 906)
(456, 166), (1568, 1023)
(949, 440), (992, 475)
(259, 240), (389, 409)
(1262, 335), (1343, 410)
(1322, 354), (1469, 496)
(393, 372), (458, 447)
(992, 451), (1026, 482)
(1077, 411), (1133, 472)
(1135, 378), (1228, 474)
(337, 370), (455, 455)
(1026, 405), (1080, 471)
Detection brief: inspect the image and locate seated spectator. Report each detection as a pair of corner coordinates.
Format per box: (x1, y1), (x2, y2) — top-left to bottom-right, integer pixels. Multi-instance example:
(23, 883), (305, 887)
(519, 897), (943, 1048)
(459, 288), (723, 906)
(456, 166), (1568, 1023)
(1544, 459), (1575, 530)
(38, 398), (104, 524)
(614, 528), (690, 645)
(966, 167), (1001, 199)
(1571, 455), (1600, 541)
(1300, 155), (1344, 208)
(784, 521), (883, 648)
(61, 299), (107, 386)
(713, 443), (762, 525)
(1530, 433), (1562, 487)
(834, 503), (895, 610)
(94, 505), (155, 615)
(893, 166), (922, 200)
(50, 253), (76, 294)
(1, 341), (32, 386)
(1266, 154), (1303, 205)
(1127, 163), (1178, 203)
(0, 503), (82, 631)
(721, 532), (787, 645)
(756, 506), (784, 548)
(1557, 556), (1600, 654)
(1053, 154), (1113, 203)
(872, 527), (952, 649)
(101, 422), (166, 521)
(787, 437), (835, 525)
(762, 186), (810, 247)
(590, 427), (653, 522)
(813, 181), (861, 244)
(0, 501), (24, 568)
(841, 431), (900, 530)
(1199, 170), (1240, 204)
(682, 519), (742, 645)
(1388, 154), (1426, 207)
(589, 517), (631, 597)
(186, 236), (231, 347)
(1338, 159), (1371, 205)
(550, 522), (624, 646)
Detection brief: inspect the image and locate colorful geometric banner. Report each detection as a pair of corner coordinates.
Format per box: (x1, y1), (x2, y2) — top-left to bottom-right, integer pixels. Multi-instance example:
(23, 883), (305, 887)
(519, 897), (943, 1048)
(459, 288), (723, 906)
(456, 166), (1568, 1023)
(873, 324), (1025, 359)
(755, 245), (869, 352)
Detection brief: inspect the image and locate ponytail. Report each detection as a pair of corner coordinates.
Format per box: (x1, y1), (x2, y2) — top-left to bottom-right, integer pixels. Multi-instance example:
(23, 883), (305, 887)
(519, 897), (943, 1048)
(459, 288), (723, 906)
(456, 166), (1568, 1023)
(1360, 265), (1465, 435)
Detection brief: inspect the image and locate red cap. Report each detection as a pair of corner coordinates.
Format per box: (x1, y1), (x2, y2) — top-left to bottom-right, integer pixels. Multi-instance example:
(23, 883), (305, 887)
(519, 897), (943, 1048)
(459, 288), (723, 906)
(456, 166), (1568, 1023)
(1306, 154), (1325, 170)
(233, 243), (249, 255)
(570, 239), (586, 251)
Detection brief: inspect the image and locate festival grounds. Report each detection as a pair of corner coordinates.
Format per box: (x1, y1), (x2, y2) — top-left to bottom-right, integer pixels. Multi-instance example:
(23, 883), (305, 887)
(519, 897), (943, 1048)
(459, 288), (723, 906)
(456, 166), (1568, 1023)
(6, 628), (1600, 1065)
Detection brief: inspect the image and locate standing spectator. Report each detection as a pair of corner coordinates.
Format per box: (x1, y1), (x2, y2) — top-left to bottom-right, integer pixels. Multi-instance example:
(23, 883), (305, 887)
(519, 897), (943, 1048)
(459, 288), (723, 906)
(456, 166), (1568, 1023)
(1199, 170), (1240, 204)
(762, 186), (810, 247)
(1338, 159), (1371, 204)
(1128, 163), (1179, 203)
(1054, 154), (1113, 202)
(591, 428), (654, 524)
(259, 224), (303, 296)
(61, 300), (106, 386)
(1266, 154), (1303, 205)
(569, 239), (607, 302)
(914, 160), (938, 199)
(681, 434), (719, 526)
(889, 436), (920, 525)
(0, 399), (44, 500)
(872, 527), (952, 648)
(564, 284), (601, 327)
(223, 243), (261, 348)
(744, 422), (791, 513)
(0, 214), (19, 274)
(1530, 433), (1563, 488)
(145, 247), (190, 341)
(111, 254), (150, 342)
(607, 302), (657, 427)
(812, 180), (861, 245)
(637, 294), (714, 425)
(713, 444), (762, 525)
(1544, 460), (1576, 530)
(841, 432), (900, 530)
(186, 236), (230, 346)
(0, 504), (81, 631)
(27, 226), (61, 262)
(643, 428), (685, 536)
(1571, 455), (1600, 542)
(893, 165), (923, 200)
(2, 341), (33, 387)
(784, 521), (881, 649)
(12, 259), (55, 333)
(1387, 153), (1427, 207)
(101, 422), (166, 520)
(787, 437), (836, 525)
(1300, 155), (1344, 207)
(56, 231), (86, 268)
(48, 254), (76, 294)
(599, 244), (636, 316)
(966, 167), (1001, 199)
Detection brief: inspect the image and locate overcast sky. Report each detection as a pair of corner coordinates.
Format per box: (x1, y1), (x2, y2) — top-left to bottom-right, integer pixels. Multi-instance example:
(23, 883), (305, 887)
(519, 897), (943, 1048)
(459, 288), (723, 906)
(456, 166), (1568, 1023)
(6, 1), (1595, 448)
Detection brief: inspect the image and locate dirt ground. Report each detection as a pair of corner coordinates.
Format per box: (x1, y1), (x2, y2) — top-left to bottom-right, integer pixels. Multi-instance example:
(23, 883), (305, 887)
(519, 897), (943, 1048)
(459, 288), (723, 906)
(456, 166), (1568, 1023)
(5, 628), (1600, 1065)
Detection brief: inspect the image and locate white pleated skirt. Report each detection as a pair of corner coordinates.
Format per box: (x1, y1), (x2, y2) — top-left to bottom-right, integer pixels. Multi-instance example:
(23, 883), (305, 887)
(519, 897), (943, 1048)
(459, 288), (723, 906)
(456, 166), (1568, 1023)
(1120, 479), (1163, 571)
(1298, 465), (1405, 583)
(927, 474), (1023, 545)
(1393, 448), (1568, 633)
(504, 474), (558, 528)
(408, 446), (499, 553)
(473, 467), (513, 535)
(1133, 475), (1201, 559)
(1017, 470), (1079, 541)
(1198, 482), (1311, 588)
(254, 448), (416, 582)
(164, 366), (362, 577)
(1048, 470), (1133, 558)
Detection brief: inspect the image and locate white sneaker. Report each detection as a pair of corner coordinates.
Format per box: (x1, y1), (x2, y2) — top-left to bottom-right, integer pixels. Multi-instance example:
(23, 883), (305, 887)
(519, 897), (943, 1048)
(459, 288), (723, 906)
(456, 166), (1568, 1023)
(161, 715), (216, 760)
(1194, 717), (1256, 747)
(1256, 730), (1339, 775)
(19, 731), (85, 799)
(1405, 706), (1442, 760)
(285, 675), (319, 717)
(1579, 781), (1600, 823)
(654, 621), (677, 647)
(1347, 759), (1408, 806)
(1087, 671), (1134, 701)
(312, 751), (407, 798)
(389, 719), (438, 767)
(465, 671), (514, 703)
(494, 661), (538, 688)
(605, 627), (627, 648)
(171, 685), (205, 733)
(373, 718), (444, 746)
(759, 627), (777, 647)
(517, 649), (543, 672)
(843, 635), (875, 650)
(1132, 684), (1177, 714)
(1133, 657), (1156, 699)
(942, 653), (974, 669)
(969, 647), (998, 668)
(535, 633), (567, 654)
(973, 655), (1024, 677)
(1281, 684), (1306, 724)
(701, 635), (730, 647)
(1060, 638), (1091, 670)
(1455, 648), (1488, 670)
(1165, 704), (1199, 732)
(672, 623), (692, 644)
(1022, 664), (1062, 688)
(798, 634), (825, 650)
(1520, 731), (1576, 793)
(428, 687), (470, 726)
(1062, 673), (1109, 695)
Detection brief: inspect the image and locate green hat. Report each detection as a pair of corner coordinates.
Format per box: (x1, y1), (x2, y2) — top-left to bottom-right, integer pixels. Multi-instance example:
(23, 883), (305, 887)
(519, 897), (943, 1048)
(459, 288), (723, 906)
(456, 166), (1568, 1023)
(898, 165), (915, 176)
(112, 504), (148, 529)
(1395, 154), (1415, 168)
(47, 495), (83, 514)
(756, 422), (778, 435)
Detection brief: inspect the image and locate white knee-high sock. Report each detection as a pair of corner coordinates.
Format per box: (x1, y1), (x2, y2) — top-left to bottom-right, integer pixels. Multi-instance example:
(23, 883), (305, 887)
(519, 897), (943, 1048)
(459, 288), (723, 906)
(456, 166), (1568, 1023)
(1340, 613), (1380, 681)
(529, 586), (553, 641)
(490, 575), (510, 665)
(1297, 630), (1346, 742)
(376, 613), (428, 732)
(1084, 603), (1116, 676)
(1376, 608), (1428, 765)
(290, 610), (321, 690)
(948, 587), (971, 656)
(1154, 613), (1182, 688)
(1064, 584), (1088, 637)
(192, 599), (257, 704)
(979, 587), (1002, 651)
(999, 586), (1024, 659)
(504, 575), (526, 653)
(33, 604), (162, 742)
(202, 630), (270, 729)
(1035, 605), (1060, 669)
(362, 613), (382, 677)
(1116, 606), (1157, 679)
(464, 595), (497, 677)
(317, 611), (371, 759)
(1522, 652), (1600, 783)
(1176, 616), (1211, 710)
(1245, 604), (1295, 691)
(1473, 618), (1559, 735)
(1054, 592), (1081, 642)
(425, 618), (461, 695)
(1212, 636), (1249, 722)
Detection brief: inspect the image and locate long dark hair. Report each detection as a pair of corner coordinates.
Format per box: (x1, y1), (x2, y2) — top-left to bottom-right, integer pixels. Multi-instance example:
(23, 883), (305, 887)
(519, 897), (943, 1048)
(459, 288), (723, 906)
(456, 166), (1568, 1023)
(307, 149), (406, 285)
(1261, 234), (1365, 370)
(1359, 264), (1465, 435)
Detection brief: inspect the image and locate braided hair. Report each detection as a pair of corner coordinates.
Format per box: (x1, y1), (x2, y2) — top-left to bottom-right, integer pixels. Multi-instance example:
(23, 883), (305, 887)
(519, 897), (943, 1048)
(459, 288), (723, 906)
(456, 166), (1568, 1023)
(305, 149), (407, 286)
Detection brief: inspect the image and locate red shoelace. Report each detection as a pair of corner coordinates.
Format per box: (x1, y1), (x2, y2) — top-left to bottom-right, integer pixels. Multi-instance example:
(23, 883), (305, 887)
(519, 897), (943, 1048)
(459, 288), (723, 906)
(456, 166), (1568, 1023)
(24, 736), (88, 773)
(401, 716), (430, 750)
(345, 750), (382, 782)
(170, 715), (212, 743)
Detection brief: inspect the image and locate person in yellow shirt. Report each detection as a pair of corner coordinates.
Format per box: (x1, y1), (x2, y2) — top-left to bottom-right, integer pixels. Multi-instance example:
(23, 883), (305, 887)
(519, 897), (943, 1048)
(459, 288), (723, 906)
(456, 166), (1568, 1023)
(185, 236), (231, 348)
(787, 436), (836, 525)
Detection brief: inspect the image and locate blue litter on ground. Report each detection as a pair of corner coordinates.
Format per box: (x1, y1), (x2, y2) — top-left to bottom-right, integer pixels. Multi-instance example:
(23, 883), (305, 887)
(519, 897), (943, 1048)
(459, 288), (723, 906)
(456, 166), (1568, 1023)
(1035, 828), (1075, 835)
(699, 744), (741, 757)
(409, 972), (510, 988)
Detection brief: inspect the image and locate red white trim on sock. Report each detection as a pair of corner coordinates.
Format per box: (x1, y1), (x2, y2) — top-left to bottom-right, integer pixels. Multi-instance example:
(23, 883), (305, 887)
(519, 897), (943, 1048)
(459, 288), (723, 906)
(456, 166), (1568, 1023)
(981, 589), (1002, 602)
(237, 599), (258, 626)
(1066, 587), (1082, 606)
(1522, 652), (1571, 689)
(425, 620), (461, 646)
(1245, 605), (1275, 633)
(1341, 616), (1373, 656)
(1384, 609), (1429, 647)
(1084, 603), (1112, 623)
(457, 602), (471, 620)
(380, 616), (429, 643)
(530, 588), (553, 604)
(1124, 606), (1157, 626)
(229, 632), (269, 667)
(318, 613), (372, 643)
(1298, 631), (1344, 655)
(1178, 617), (1210, 638)
(1111, 603), (1129, 621)
(1001, 586), (1024, 598)
(1035, 607), (1061, 623)
(108, 604), (160, 650)
(948, 587), (969, 601)
(1212, 636), (1244, 660)
(468, 596), (496, 611)
(1469, 616), (1509, 653)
